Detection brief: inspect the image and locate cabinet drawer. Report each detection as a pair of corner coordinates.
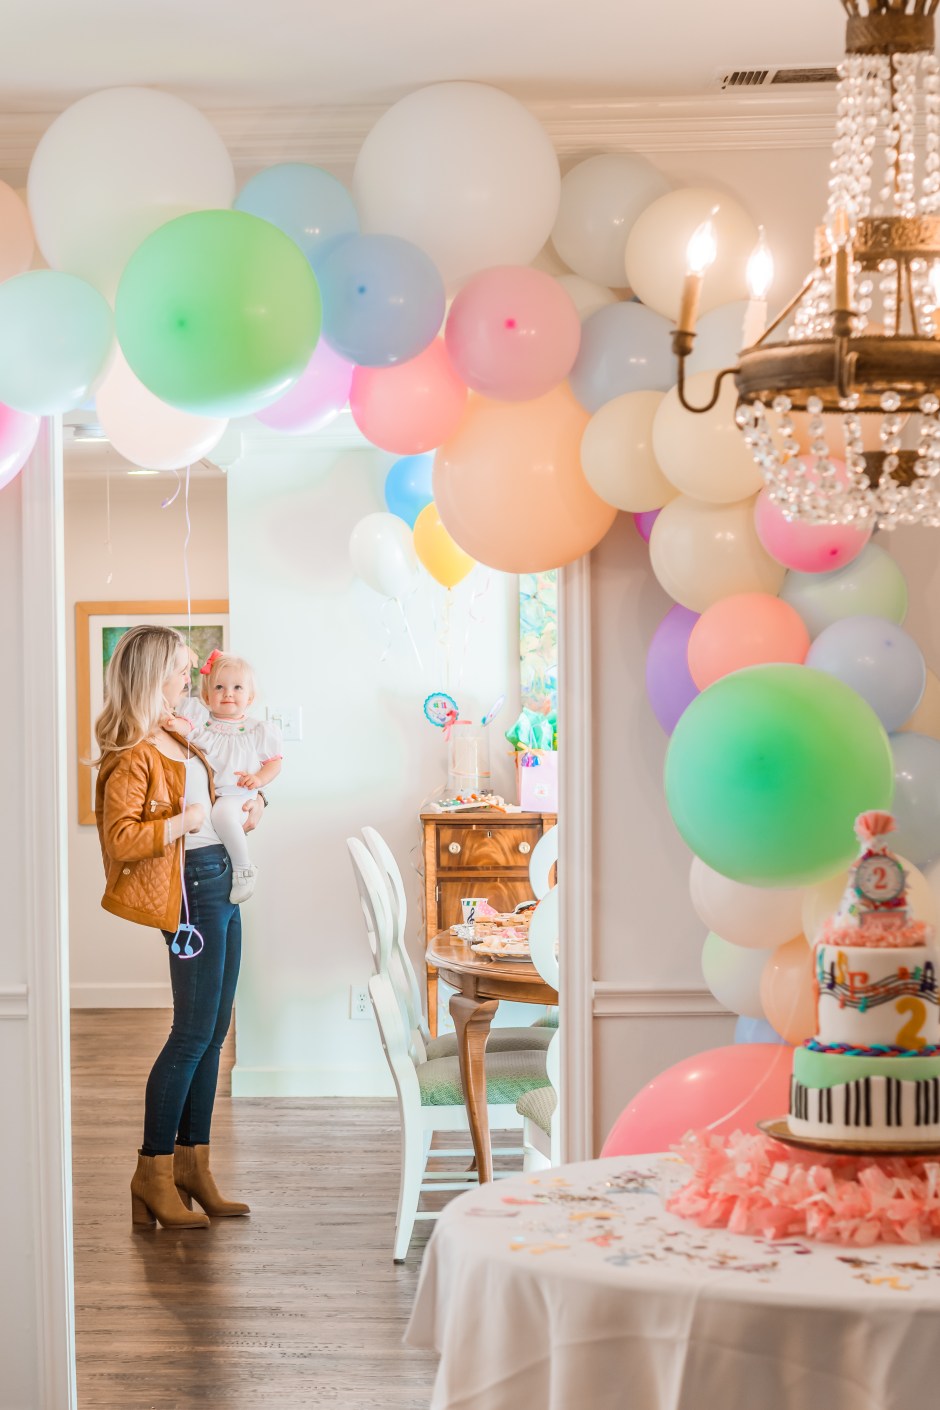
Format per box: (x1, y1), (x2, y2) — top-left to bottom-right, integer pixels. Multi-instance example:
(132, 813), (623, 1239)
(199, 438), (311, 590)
(437, 823), (542, 871)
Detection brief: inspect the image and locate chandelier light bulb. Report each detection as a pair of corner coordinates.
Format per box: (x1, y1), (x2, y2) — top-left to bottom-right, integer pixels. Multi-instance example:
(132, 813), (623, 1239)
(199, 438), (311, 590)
(746, 227), (775, 302)
(686, 208), (719, 278)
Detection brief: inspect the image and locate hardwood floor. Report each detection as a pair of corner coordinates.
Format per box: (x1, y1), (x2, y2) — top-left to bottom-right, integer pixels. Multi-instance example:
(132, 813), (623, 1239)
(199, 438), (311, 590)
(71, 1009), (448, 1409)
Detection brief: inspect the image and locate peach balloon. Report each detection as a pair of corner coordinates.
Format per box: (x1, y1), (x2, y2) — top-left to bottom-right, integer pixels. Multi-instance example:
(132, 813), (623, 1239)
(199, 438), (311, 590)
(433, 383), (616, 572)
(413, 502), (475, 588)
(687, 592), (810, 690)
(350, 338), (468, 455)
(649, 494), (786, 614)
(901, 669), (940, 742)
(0, 182), (35, 282)
(760, 935), (816, 1045)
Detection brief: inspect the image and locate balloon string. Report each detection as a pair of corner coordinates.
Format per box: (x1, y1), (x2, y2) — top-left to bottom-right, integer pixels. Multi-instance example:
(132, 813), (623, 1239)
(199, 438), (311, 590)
(703, 1018), (792, 1134)
(161, 469), (182, 510)
(379, 596), (397, 665)
(104, 471), (113, 586)
(457, 571), (491, 693)
(396, 595), (425, 672)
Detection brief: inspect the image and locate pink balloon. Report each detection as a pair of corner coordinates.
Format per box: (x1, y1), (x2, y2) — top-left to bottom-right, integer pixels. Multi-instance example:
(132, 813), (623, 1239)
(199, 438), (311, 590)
(600, 1043), (793, 1156)
(350, 338), (468, 454)
(445, 265), (581, 402)
(688, 592), (810, 691)
(754, 458), (871, 574)
(0, 401), (40, 491)
(255, 339), (353, 435)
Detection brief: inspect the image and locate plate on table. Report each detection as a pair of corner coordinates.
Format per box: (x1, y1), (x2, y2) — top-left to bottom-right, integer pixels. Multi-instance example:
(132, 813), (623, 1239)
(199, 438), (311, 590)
(757, 1117), (940, 1157)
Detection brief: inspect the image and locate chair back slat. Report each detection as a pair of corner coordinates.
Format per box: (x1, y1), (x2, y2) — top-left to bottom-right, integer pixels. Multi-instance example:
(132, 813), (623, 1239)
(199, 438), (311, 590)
(347, 836), (393, 972)
(362, 825), (428, 1043)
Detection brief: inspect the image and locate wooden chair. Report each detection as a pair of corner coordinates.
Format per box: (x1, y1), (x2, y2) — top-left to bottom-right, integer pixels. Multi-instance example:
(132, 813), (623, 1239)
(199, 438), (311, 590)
(518, 884), (561, 1170)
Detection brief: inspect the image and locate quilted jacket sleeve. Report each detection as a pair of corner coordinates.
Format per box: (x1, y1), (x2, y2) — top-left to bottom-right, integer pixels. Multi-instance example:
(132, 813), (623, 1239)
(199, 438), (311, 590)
(100, 750), (169, 862)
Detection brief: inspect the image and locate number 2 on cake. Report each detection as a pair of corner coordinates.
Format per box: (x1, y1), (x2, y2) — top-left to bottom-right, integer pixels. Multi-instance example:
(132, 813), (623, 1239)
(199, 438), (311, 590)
(895, 996), (928, 1050)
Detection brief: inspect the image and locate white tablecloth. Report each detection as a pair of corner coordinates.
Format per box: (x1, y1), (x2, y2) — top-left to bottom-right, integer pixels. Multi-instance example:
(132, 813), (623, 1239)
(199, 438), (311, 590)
(405, 1156), (940, 1410)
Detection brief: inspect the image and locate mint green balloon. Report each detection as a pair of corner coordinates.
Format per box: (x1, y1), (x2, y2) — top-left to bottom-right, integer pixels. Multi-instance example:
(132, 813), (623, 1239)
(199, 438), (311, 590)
(781, 543), (907, 638)
(665, 664), (893, 887)
(115, 209), (321, 417)
(0, 271), (112, 414)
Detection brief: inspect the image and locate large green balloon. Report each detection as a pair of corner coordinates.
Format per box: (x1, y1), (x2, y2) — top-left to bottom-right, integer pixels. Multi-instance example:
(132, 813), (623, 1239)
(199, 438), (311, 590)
(665, 664), (893, 887)
(115, 209), (321, 417)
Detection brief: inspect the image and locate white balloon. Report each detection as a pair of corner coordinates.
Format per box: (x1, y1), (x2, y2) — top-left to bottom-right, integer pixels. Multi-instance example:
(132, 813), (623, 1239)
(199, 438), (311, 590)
(28, 88), (235, 300)
(349, 513), (419, 599)
(97, 350), (226, 471)
(555, 274), (618, 322)
(353, 83), (560, 289)
(649, 494), (785, 613)
(653, 373), (764, 504)
(701, 932), (768, 1018)
(624, 187), (759, 322)
(804, 856), (938, 943)
(580, 391), (675, 513)
(550, 153), (671, 289)
(686, 300), (749, 378)
(690, 857), (804, 950)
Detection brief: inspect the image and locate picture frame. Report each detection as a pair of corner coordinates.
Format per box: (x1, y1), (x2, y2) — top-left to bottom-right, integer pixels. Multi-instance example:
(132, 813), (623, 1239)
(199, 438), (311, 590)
(75, 599), (229, 826)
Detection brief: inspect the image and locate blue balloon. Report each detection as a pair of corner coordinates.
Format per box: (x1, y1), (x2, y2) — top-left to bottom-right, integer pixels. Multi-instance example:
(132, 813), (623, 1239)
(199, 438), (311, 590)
(234, 163), (359, 272)
(734, 1016), (787, 1046)
(568, 301), (674, 412)
(889, 731), (940, 866)
(806, 614), (926, 733)
(317, 234), (445, 367)
(385, 454), (434, 527)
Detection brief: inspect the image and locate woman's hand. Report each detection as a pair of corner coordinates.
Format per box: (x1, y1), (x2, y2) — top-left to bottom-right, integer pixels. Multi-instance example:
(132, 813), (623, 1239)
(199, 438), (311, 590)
(235, 770), (262, 790)
(242, 796), (264, 833)
(183, 803), (206, 833)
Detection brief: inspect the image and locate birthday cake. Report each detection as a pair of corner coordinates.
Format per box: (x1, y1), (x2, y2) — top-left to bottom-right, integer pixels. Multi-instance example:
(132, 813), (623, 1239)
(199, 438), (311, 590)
(789, 811), (940, 1144)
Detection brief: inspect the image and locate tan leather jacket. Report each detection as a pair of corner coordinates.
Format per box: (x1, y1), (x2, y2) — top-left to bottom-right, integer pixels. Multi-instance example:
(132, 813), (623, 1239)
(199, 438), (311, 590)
(95, 734), (216, 931)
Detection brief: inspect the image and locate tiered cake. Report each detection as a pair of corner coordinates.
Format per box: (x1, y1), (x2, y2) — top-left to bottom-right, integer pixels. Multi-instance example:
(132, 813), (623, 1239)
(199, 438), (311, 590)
(789, 811), (940, 1144)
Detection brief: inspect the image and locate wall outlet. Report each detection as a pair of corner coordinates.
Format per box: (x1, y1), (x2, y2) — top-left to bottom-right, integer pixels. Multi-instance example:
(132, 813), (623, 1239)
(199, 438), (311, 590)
(349, 985), (370, 1020)
(266, 703), (303, 741)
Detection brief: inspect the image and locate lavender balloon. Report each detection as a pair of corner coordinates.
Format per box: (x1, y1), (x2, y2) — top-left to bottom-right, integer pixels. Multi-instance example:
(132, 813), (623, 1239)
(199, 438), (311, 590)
(634, 509), (660, 543)
(646, 604), (699, 734)
(255, 339), (353, 435)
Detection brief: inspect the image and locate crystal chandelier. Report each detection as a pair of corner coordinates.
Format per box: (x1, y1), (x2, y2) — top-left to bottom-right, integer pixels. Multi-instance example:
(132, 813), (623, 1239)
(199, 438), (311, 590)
(673, 0), (940, 530)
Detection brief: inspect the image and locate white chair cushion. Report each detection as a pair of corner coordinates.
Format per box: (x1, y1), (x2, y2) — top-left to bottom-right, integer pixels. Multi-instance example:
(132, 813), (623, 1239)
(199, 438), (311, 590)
(417, 1048), (550, 1107)
(424, 1025), (555, 1061)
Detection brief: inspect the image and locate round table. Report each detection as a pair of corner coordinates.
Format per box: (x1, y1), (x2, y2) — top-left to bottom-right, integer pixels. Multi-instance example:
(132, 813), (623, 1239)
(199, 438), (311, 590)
(406, 1155), (940, 1410)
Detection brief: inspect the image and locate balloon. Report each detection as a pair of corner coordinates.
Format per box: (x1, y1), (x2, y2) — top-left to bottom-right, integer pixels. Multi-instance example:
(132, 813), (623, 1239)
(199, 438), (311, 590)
(445, 266), (580, 402)
(96, 350), (226, 471)
(653, 374), (764, 504)
(550, 153), (671, 289)
(889, 733), (940, 867)
(234, 163), (358, 270)
(116, 210), (321, 418)
(0, 403), (40, 492)
(384, 454), (434, 527)
(433, 383), (616, 572)
(645, 604), (699, 735)
(580, 391), (676, 513)
(600, 1044), (793, 1156)
(413, 503), (476, 589)
(901, 669), (940, 741)
(254, 339), (353, 435)
(0, 271), (112, 414)
(687, 592), (810, 690)
(665, 664), (894, 887)
(353, 83), (560, 289)
(0, 182), (34, 282)
(350, 340), (467, 454)
(759, 936), (816, 1046)
(689, 856), (805, 950)
(349, 512), (419, 599)
(555, 274), (618, 321)
(634, 509), (660, 543)
(649, 495), (785, 613)
(27, 87), (235, 299)
(318, 233), (444, 367)
(781, 543), (908, 637)
(569, 302), (675, 413)
(685, 300), (748, 378)
(702, 933), (768, 1018)
(803, 853), (937, 943)
(806, 616), (925, 733)
(735, 1016), (787, 1046)
(755, 478), (871, 576)
(624, 187), (759, 321)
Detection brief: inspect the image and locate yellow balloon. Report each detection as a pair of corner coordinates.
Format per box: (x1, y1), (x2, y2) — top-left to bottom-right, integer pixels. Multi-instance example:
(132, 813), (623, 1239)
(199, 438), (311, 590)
(413, 503), (475, 589)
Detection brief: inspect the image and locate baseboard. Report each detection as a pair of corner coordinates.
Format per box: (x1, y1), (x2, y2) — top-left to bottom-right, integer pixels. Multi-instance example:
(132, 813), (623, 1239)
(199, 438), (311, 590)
(231, 1062), (396, 1099)
(70, 982), (172, 1009)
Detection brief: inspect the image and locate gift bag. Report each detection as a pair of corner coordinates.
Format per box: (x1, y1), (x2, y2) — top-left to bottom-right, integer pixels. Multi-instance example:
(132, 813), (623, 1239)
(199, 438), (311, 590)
(518, 749), (558, 812)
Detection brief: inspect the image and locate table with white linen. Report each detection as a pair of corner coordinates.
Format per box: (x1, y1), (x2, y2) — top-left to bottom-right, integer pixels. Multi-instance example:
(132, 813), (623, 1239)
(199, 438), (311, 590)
(406, 1155), (940, 1410)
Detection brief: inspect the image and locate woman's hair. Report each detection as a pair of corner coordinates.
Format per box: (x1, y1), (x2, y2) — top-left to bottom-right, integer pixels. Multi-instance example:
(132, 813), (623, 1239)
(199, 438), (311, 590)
(93, 624), (186, 759)
(200, 652), (257, 703)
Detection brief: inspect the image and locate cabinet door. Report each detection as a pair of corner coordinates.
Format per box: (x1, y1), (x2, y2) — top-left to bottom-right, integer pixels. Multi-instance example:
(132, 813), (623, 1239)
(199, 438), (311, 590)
(438, 878), (535, 929)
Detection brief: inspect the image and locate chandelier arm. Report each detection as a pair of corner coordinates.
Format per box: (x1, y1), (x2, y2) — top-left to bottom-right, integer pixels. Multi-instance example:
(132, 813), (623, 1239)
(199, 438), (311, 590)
(674, 360), (740, 414)
(752, 276), (817, 347)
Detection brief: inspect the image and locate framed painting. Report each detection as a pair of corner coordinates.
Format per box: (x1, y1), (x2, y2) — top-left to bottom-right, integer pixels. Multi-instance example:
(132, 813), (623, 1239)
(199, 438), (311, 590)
(519, 570), (557, 715)
(75, 600), (229, 825)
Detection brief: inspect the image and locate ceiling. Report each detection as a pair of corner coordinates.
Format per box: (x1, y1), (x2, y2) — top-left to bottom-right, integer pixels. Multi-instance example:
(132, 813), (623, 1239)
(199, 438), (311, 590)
(2, 1), (847, 111)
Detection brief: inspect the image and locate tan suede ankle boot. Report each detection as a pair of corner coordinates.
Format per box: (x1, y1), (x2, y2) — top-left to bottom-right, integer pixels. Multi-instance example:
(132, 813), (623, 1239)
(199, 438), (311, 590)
(174, 1143), (250, 1217)
(131, 1152), (210, 1229)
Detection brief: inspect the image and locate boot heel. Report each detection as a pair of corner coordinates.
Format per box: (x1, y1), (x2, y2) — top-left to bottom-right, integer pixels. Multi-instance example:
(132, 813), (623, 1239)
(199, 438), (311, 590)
(176, 1186), (193, 1210)
(131, 1193), (156, 1226)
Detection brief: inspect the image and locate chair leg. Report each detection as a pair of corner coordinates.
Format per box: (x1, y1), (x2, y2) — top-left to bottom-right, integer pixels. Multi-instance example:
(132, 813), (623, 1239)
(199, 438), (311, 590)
(394, 1121), (427, 1263)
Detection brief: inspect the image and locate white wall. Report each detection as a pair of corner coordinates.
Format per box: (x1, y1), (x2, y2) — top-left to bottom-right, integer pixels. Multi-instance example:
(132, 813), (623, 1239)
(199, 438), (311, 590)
(64, 469), (229, 1006)
(226, 445), (520, 1095)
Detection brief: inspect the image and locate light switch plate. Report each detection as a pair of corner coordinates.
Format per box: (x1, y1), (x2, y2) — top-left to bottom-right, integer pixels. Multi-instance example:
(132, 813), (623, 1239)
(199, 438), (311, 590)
(267, 704), (303, 741)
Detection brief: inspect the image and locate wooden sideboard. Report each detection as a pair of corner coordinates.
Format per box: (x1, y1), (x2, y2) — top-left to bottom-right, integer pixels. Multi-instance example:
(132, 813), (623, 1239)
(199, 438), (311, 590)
(421, 809), (557, 1036)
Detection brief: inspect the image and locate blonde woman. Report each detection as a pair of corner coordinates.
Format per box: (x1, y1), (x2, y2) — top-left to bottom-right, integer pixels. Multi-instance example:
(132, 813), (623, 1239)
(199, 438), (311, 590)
(95, 624), (264, 1229)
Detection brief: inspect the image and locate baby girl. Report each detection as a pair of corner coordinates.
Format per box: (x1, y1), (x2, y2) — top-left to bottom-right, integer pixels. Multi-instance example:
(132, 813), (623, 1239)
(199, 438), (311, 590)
(175, 650), (283, 903)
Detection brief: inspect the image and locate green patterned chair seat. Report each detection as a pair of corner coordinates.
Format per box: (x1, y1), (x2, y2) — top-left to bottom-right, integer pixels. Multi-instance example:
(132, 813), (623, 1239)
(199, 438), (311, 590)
(417, 1048), (551, 1107)
(515, 1084), (558, 1135)
(425, 1025), (555, 1061)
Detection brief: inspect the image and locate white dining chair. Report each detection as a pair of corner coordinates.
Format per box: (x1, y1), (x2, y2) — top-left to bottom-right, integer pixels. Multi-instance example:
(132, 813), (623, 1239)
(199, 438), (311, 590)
(517, 884), (561, 1170)
(528, 823), (559, 900)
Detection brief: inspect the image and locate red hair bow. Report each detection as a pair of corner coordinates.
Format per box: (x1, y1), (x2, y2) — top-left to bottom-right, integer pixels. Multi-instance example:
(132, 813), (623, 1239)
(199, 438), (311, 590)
(199, 649), (223, 676)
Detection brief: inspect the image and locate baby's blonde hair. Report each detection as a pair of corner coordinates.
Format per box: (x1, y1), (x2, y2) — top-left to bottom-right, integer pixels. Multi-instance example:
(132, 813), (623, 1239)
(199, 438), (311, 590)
(94, 624), (185, 759)
(200, 652), (257, 704)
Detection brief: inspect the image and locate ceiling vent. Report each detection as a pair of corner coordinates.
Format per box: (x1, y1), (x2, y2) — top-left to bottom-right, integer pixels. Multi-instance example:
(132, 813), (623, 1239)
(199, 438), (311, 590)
(716, 65), (840, 90)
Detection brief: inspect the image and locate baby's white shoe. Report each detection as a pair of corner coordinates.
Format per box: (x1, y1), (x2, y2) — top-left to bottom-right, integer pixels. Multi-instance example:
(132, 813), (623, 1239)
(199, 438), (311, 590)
(229, 865), (257, 904)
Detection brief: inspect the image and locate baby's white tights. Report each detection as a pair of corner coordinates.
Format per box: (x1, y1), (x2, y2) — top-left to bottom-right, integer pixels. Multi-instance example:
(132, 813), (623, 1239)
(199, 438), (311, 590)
(210, 792), (254, 871)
